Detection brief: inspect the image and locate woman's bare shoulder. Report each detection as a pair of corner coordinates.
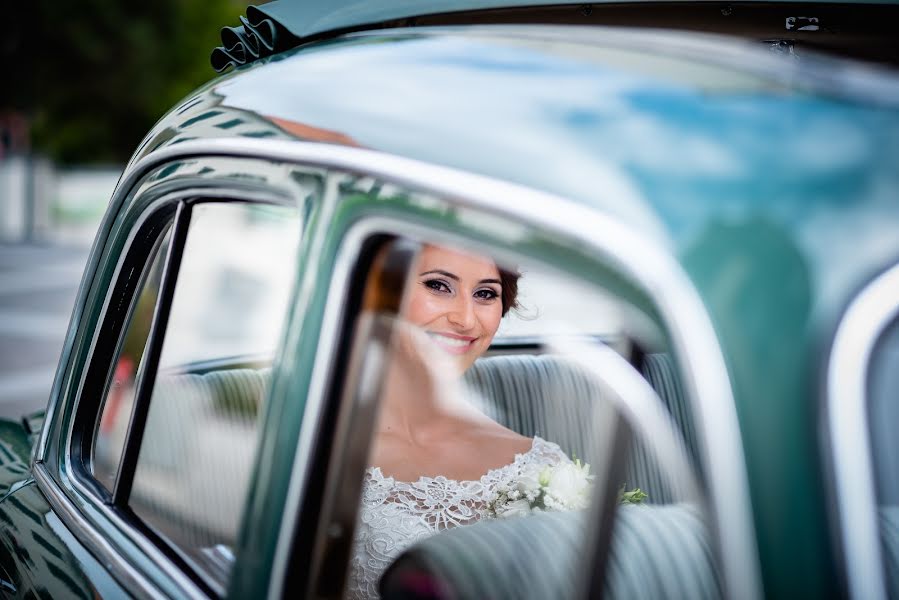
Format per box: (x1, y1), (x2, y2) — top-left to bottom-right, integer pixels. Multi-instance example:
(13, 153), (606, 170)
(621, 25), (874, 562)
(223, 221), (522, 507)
(464, 420), (533, 454)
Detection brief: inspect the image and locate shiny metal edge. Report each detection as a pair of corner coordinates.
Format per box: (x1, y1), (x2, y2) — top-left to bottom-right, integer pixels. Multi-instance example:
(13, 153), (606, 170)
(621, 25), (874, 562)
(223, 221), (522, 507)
(548, 338), (702, 501)
(32, 463), (164, 600)
(61, 186), (287, 472)
(266, 211), (376, 599)
(63, 465), (207, 599)
(123, 138), (760, 600)
(827, 263), (899, 600)
(50, 186), (292, 599)
(38, 177), (292, 465)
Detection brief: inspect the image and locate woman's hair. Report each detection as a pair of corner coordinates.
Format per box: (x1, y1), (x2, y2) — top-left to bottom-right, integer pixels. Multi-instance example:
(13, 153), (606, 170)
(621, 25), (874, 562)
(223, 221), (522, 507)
(499, 268), (520, 316)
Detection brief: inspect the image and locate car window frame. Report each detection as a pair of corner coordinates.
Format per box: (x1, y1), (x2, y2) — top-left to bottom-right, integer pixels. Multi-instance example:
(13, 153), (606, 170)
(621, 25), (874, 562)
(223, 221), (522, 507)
(278, 216), (708, 598)
(825, 261), (899, 600)
(33, 172), (302, 598)
(33, 139), (757, 600)
(247, 143), (759, 600)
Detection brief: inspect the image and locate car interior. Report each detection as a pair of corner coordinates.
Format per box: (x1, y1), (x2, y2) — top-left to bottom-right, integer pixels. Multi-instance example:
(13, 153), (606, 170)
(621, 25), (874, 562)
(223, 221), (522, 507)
(89, 193), (723, 597)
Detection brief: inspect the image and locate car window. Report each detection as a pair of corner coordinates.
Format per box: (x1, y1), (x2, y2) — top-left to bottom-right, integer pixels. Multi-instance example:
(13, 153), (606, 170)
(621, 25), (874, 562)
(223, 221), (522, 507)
(93, 226), (173, 492)
(356, 243), (715, 600)
(324, 238), (718, 600)
(494, 269), (627, 342)
(123, 201), (299, 588)
(279, 177), (725, 599)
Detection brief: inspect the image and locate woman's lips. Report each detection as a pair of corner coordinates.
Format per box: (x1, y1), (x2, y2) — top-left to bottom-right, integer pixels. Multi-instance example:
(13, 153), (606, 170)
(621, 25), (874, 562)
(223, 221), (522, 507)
(427, 332), (476, 355)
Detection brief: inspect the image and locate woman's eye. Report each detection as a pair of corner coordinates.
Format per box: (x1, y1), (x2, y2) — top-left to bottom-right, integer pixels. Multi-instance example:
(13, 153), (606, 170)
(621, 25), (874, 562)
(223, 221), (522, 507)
(475, 288), (499, 301)
(424, 279), (451, 293)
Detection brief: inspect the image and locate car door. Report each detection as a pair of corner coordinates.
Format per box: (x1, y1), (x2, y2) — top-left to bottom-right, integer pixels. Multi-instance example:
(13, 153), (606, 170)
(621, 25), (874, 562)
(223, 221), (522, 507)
(29, 155), (322, 597)
(212, 153), (762, 599)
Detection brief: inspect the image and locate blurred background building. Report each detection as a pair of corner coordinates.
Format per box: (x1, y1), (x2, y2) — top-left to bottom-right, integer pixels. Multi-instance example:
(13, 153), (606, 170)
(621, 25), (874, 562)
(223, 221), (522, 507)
(0, 0), (258, 416)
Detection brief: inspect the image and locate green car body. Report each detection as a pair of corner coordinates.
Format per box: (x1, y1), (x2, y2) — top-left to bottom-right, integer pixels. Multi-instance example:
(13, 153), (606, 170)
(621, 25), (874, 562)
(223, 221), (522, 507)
(2, 4), (899, 598)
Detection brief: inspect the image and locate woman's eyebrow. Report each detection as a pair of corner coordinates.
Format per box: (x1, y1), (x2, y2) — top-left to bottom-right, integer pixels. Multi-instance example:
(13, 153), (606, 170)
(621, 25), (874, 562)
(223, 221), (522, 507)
(479, 278), (501, 286)
(419, 269), (459, 281)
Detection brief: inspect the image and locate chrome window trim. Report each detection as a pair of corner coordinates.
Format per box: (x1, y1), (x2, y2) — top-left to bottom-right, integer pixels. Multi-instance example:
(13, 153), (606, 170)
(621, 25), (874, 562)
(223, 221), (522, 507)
(63, 468), (207, 599)
(39, 184), (293, 464)
(86, 138), (759, 600)
(827, 262), (899, 600)
(33, 463), (165, 600)
(42, 184), (297, 599)
(272, 213), (711, 598)
(62, 187), (289, 468)
(544, 338), (704, 597)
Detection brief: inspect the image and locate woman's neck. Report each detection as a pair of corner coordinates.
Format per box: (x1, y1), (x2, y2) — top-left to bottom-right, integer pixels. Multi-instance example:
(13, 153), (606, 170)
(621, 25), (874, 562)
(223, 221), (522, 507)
(374, 356), (472, 445)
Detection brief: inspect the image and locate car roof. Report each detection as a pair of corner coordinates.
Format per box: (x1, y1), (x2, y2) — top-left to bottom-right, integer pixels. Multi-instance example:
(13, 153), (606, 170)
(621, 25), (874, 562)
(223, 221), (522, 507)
(130, 24), (899, 304)
(251, 0), (899, 44)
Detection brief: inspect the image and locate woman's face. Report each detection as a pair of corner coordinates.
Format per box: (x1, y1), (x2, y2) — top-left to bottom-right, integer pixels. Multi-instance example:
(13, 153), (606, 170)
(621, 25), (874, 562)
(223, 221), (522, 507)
(404, 245), (504, 374)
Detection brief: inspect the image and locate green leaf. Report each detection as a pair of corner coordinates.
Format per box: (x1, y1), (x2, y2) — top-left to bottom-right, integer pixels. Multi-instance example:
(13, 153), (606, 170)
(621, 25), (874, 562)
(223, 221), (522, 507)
(618, 485), (648, 505)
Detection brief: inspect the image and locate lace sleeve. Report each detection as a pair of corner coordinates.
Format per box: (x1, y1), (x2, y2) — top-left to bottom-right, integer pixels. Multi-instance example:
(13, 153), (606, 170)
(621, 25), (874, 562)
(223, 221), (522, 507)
(525, 436), (572, 468)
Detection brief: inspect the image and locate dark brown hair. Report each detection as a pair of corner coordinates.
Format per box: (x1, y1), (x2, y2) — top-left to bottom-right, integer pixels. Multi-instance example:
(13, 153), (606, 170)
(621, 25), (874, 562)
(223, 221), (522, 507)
(499, 268), (520, 316)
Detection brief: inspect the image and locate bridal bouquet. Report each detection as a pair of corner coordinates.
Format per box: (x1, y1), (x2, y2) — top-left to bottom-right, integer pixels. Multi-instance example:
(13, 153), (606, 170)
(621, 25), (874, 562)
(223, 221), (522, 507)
(487, 460), (646, 518)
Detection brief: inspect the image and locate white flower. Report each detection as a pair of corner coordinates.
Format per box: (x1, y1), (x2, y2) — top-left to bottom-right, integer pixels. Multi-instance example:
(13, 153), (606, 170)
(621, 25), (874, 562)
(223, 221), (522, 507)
(513, 470), (542, 495)
(543, 462), (592, 510)
(487, 459), (597, 518)
(498, 499), (532, 518)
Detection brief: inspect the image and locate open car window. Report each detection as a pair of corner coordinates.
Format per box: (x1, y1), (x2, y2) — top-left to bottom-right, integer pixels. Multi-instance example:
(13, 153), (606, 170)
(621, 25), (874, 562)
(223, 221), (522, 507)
(278, 173), (734, 599)
(91, 198), (302, 593)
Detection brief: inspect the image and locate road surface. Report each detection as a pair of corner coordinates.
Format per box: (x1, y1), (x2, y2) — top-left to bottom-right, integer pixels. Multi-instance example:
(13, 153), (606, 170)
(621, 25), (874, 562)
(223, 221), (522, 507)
(0, 243), (89, 420)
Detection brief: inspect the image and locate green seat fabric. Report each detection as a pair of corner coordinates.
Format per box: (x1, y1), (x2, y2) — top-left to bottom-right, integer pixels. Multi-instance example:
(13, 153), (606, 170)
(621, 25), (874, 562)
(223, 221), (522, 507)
(463, 354), (604, 463)
(640, 353), (700, 469)
(463, 353), (697, 504)
(140, 368), (269, 471)
(380, 504), (720, 600)
(130, 367), (271, 547)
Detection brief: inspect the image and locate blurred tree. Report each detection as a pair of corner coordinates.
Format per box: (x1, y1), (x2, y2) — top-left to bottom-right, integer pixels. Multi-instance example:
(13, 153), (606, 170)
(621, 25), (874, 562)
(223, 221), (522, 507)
(3, 0), (256, 164)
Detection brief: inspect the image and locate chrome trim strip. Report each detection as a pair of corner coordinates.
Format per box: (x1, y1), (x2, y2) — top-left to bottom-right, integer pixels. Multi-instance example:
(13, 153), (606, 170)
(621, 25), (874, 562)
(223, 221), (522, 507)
(62, 186), (290, 464)
(64, 468), (207, 599)
(546, 339), (704, 598)
(122, 138), (761, 600)
(33, 464), (163, 600)
(827, 263), (899, 600)
(549, 338), (702, 501)
(50, 186), (293, 599)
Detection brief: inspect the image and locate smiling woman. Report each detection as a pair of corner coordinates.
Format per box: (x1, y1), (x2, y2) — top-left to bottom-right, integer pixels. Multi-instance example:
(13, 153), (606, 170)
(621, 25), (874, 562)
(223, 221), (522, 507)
(405, 245), (516, 374)
(348, 243), (573, 599)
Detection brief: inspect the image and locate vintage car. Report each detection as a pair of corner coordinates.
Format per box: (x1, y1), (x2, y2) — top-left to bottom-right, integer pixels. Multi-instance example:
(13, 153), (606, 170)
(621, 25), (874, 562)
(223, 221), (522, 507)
(2, 1), (899, 598)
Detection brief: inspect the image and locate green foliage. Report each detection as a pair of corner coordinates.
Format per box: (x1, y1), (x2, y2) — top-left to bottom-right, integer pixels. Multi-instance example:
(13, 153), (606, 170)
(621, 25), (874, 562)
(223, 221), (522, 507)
(5, 0), (256, 164)
(618, 485), (648, 505)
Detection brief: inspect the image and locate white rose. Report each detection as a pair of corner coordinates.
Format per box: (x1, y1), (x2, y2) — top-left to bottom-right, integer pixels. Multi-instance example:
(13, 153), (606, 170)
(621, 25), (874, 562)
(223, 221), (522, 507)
(545, 462), (592, 509)
(499, 499), (533, 518)
(514, 471), (542, 496)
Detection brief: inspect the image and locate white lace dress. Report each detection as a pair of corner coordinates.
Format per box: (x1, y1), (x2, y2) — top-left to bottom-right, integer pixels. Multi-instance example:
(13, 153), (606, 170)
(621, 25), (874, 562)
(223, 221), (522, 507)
(345, 436), (569, 599)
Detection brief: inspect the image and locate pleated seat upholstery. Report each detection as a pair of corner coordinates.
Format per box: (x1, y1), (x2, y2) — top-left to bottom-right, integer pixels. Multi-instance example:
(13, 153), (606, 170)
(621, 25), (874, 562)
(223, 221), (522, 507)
(379, 353), (717, 599)
(131, 368), (270, 545)
(140, 367), (270, 472)
(462, 353), (698, 504)
(380, 504), (720, 600)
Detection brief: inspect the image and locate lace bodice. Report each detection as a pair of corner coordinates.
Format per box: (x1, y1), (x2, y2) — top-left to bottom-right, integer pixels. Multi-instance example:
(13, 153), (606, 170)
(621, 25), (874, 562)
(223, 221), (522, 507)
(345, 437), (569, 599)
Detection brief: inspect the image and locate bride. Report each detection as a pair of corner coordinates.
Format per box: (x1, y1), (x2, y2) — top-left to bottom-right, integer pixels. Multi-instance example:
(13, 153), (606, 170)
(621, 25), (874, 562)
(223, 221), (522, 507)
(346, 244), (571, 599)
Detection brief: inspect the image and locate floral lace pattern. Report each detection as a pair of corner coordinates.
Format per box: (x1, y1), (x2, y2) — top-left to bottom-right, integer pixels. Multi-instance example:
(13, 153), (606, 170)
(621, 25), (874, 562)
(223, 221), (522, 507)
(345, 437), (569, 599)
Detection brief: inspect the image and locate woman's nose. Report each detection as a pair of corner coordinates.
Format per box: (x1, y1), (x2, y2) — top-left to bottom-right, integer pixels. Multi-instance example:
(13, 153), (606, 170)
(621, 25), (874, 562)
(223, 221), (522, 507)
(446, 297), (476, 329)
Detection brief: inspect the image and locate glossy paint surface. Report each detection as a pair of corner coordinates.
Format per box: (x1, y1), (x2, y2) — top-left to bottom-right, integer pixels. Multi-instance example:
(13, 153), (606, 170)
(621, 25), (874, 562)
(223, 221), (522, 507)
(17, 24), (899, 598)
(0, 420), (125, 598)
(139, 26), (899, 597)
(256, 0), (899, 43)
